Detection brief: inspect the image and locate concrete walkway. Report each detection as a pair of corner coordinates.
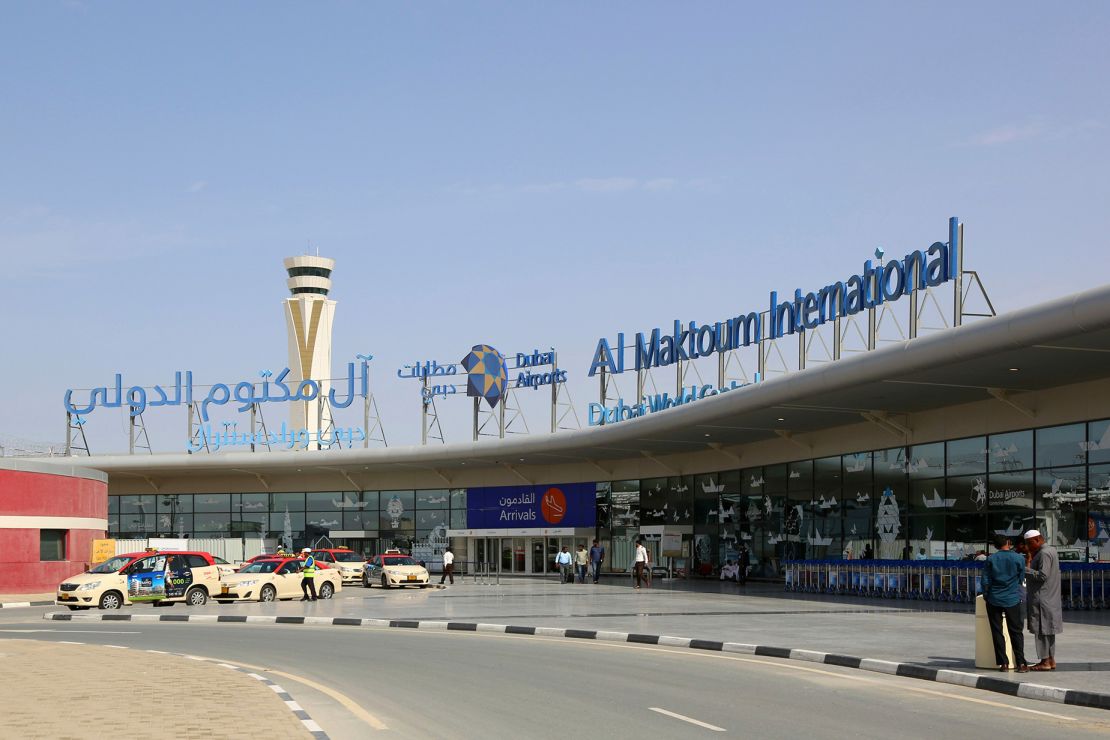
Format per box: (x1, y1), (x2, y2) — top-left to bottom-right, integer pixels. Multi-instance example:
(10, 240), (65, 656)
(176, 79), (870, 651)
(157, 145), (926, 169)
(0, 639), (313, 739)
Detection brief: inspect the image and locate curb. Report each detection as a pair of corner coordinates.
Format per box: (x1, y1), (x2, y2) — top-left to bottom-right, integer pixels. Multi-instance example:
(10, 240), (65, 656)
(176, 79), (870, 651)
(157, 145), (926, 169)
(44, 612), (1110, 712)
(42, 639), (328, 738)
(0, 600), (55, 609)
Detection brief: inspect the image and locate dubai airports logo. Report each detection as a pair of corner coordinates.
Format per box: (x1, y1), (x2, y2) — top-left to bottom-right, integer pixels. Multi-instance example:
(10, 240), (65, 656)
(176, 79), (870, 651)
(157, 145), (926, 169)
(461, 344), (508, 408)
(540, 487), (567, 525)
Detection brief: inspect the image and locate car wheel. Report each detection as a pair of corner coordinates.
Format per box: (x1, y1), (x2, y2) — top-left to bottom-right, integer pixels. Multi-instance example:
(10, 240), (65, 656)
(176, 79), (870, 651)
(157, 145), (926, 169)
(319, 582), (335, 599)
(185, 587), (208, 606)
(260, 584), (277, 602)
(381, 574), (391, 589)
(363, 574), (371, 588)
(99, 591), (123, 610)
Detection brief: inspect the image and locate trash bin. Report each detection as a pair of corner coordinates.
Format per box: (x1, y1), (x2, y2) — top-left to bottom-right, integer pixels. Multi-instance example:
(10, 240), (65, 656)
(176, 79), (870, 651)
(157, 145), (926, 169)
(974, 594), (1014, 669)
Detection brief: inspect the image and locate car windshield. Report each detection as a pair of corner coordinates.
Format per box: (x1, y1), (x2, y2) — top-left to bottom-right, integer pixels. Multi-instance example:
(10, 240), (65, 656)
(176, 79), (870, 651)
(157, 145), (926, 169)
(239, 561), (281, 574)
(89, 555), (134, 574)
(332, 552), (365, 562)
(385, 557), (418, 566)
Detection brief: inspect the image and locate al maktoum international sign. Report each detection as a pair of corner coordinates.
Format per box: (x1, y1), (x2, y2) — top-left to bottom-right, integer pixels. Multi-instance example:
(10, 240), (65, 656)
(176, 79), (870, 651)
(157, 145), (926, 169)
(587, 217), (961, 378)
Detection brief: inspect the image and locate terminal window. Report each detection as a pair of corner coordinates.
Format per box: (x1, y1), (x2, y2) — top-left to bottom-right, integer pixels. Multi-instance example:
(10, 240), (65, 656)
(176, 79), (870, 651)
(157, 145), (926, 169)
(40, 529), (66, 561)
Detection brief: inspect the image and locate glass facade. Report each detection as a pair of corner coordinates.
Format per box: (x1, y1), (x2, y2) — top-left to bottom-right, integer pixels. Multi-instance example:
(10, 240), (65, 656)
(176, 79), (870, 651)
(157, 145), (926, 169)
(108, 419), (1110, 572)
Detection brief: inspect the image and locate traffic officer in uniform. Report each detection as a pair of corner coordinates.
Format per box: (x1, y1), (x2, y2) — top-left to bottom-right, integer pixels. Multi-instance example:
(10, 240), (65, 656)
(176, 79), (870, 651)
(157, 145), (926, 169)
(299, 547), (318, 601)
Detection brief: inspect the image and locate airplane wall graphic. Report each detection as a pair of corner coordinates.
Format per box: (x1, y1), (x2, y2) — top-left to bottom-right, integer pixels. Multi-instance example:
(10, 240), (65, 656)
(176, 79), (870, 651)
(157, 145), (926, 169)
(993, 519), (1026, 537)
(807, 528), (833, 546)
(921, 489), (956, 509)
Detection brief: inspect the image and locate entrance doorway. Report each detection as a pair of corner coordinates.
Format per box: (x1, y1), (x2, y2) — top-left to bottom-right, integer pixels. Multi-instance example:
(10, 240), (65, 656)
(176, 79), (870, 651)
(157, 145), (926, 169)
(470, 536), (591, 576)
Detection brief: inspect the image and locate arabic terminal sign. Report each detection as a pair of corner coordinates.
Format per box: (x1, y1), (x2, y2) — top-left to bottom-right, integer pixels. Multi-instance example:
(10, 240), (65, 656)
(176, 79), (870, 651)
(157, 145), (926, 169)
(63, 358), (371, 452)
(397, 348), (568, 405)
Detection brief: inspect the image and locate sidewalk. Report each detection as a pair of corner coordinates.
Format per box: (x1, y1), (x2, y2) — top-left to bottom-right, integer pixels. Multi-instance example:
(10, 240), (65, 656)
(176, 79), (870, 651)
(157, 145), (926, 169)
(0, 592), (55, 607)
(0, 639), (313, 739)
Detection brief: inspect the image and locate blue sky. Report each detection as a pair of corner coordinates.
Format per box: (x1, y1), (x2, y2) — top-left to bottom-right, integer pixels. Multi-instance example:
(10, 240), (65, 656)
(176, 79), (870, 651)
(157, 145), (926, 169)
(1, 2), (1108, 453)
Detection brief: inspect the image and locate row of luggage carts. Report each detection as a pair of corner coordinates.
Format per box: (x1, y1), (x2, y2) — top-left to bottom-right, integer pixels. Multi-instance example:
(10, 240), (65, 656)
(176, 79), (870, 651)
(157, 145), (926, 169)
(781, 560), (1110, 609)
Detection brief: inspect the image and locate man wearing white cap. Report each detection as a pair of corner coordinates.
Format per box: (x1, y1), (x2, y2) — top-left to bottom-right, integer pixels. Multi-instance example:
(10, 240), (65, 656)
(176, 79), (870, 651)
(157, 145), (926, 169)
(1023, 529), (1061, 671)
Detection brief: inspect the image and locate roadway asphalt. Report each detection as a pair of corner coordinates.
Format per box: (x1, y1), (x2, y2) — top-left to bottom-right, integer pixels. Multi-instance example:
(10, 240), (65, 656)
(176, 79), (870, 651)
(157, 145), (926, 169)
(2, 608), (1109, 739)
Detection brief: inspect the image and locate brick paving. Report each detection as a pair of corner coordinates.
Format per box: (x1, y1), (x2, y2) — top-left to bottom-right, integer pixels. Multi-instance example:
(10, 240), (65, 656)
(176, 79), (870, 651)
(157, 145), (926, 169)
(0, 640), (312, 739)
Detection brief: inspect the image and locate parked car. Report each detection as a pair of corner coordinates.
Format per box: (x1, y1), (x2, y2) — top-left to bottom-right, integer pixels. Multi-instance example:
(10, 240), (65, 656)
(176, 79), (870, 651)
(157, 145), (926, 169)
(364, 553), (430, 589)
(215, 557), (342, 602)
(311, 548), (368, 584)
(56, 550), (224, 610)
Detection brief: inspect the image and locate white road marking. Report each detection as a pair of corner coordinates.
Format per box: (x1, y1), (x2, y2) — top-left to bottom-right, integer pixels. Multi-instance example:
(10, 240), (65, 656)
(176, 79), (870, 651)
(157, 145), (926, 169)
(649, 707), (726, 732)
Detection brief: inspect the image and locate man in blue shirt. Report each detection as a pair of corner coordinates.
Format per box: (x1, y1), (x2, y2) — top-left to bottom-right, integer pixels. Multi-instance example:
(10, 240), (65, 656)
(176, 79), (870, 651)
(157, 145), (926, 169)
(981, 535), (1029, 672)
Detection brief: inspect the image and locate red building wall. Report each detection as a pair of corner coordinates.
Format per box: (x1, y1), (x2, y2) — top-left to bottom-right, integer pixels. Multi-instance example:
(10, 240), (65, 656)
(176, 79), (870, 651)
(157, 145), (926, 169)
(0, 466), (108, 595)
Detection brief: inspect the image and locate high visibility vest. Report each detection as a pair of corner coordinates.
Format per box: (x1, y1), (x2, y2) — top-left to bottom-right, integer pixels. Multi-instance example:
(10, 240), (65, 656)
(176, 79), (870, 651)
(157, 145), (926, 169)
(303, 557), (316, 578)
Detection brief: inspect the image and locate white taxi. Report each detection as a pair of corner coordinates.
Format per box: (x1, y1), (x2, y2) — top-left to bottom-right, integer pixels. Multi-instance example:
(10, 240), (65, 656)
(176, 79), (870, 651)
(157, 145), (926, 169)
(56, 550), (224, 609)
(215, 557), (342, 602)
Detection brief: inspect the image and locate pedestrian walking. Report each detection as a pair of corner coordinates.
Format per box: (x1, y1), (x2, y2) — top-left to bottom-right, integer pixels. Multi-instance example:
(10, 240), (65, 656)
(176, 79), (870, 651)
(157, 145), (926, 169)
(298, 547), (317, 601)
(439, 547), (455, 584)
(633, 539), (648, 589)
(738, 545), (751, 584)
(1023, 529), (1062, 671)
(589, 539), (605, 583)
(555, 546), (573, 583)
(575, 544), (589, 583)
(981, 535), (1029, 672)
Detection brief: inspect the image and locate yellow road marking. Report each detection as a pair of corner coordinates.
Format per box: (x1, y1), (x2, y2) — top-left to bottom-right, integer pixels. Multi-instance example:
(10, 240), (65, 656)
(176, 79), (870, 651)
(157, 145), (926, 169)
(212, 656), (389, 731)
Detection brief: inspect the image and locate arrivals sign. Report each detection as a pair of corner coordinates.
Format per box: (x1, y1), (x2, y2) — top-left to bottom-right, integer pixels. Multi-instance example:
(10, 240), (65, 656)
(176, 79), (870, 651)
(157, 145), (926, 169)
(466, 482), (595, 529)
(588, 218), (961, 377)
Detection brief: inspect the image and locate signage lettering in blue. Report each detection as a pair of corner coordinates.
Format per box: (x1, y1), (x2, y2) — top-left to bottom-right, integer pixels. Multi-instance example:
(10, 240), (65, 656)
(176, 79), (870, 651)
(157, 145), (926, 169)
(188, 422), (367, 453)
(64, 359), (371, 421)
(397, 361), (459, 379)
(515, 369), (568, 390)
(588, 218), (958, 377)
(587, 378), (760, 426)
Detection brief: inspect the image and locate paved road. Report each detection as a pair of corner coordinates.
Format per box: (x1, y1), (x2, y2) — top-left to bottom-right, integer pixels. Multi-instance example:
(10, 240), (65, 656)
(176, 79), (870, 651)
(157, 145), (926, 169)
(2, 615), (1108, 739)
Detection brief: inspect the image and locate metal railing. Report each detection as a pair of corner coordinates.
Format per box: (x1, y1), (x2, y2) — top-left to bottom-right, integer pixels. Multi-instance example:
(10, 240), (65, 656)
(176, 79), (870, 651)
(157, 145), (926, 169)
(782, 559), (1110, 609)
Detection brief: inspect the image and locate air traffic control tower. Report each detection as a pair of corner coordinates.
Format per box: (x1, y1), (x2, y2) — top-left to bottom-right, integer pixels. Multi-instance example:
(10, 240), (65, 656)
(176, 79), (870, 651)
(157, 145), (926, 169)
(283, 255), (337, 449)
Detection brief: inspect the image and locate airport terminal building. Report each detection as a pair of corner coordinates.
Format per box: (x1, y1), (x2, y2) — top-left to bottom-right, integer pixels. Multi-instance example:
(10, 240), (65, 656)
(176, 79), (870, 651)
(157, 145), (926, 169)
(15, 228), (1110, 589)
(91, 284), (1110, 577)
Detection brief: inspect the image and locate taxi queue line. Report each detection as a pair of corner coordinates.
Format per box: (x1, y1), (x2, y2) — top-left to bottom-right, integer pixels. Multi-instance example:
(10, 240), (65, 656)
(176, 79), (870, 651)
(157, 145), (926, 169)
(54, 548), (432, 610)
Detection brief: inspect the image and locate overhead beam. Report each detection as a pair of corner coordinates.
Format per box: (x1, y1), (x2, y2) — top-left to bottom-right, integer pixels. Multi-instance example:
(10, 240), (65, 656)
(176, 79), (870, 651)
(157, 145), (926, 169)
(773, 430), (810, 452)
(640, 450), (680, 475)
(584, 458), (612, 478)
(501, 463), (532, 485)
(706, 442), (742, 464)
(986, 388), (1036, 419)
(859, 412), (908, 438)
(232, 469), (270, 491)
(320, 467), (360, 491)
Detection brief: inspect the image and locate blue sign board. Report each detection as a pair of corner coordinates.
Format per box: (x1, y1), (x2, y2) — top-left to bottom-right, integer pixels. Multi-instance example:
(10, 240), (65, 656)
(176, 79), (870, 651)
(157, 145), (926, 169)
(467, 482), (595, 529)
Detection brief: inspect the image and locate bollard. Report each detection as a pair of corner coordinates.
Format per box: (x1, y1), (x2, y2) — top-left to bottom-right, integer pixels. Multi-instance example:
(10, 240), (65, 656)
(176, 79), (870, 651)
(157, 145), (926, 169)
(974, 595), (1014, 668)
